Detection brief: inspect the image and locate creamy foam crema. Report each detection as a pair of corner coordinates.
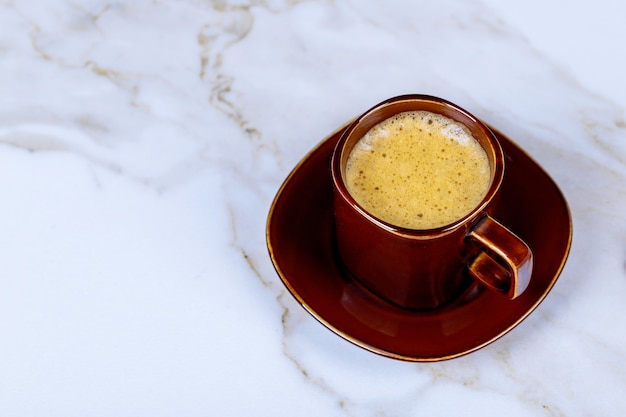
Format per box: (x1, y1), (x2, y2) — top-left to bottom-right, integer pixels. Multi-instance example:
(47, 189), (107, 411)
(345, 110), (491, 229)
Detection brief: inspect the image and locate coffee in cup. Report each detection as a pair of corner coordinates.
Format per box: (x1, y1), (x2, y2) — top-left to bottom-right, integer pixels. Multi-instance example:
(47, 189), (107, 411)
(344, 110), (491, 229)
(331, 95), (533, 309)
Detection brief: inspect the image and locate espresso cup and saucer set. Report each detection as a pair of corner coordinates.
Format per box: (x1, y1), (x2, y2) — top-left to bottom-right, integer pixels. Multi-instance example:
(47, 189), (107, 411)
(266, 95), (572, 361)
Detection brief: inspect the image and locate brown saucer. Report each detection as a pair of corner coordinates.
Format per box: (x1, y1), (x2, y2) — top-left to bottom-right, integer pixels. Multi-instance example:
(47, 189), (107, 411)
(266, 123), (572, 362)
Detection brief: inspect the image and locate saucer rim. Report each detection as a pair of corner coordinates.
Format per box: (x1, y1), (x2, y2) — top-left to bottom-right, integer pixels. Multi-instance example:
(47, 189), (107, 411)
(266, 122), (572, 362)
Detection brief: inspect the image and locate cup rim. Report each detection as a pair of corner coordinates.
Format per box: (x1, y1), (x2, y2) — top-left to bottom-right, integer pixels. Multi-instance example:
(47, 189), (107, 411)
(331, 94), (505, 237)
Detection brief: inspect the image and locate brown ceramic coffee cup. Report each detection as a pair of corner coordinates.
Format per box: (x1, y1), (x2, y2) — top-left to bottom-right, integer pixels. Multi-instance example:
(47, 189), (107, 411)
(331, 95), (533, 310)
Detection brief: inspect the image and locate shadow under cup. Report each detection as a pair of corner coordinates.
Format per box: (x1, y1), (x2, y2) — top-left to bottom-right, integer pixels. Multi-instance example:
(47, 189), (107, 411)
(331, 95), (532, 310)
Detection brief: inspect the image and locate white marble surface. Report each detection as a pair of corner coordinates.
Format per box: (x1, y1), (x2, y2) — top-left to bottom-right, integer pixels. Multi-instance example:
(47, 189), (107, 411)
(1, 0), (625, 415)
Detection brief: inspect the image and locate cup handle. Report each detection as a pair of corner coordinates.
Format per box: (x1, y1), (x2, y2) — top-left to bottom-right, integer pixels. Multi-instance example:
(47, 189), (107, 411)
(467, 215), (533, 299)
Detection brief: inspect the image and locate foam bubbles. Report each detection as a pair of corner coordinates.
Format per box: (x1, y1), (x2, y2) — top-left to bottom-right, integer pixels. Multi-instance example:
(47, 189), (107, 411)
(345, 110), (490, 229)
(441, 123), (472, 145)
